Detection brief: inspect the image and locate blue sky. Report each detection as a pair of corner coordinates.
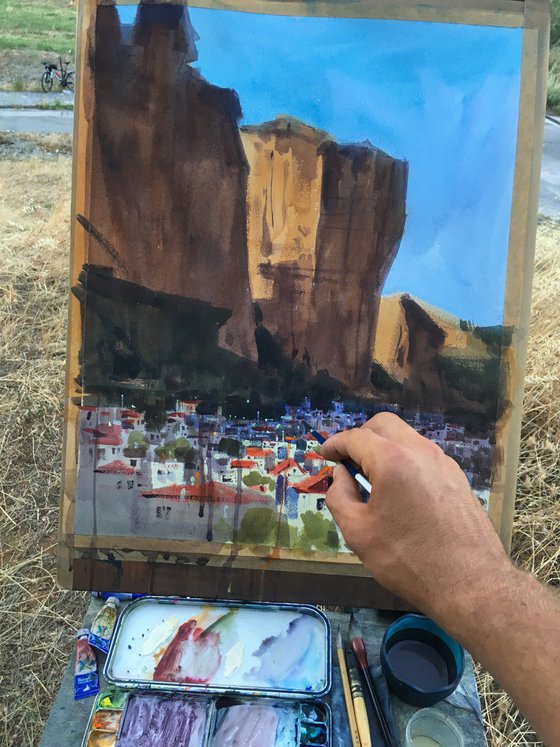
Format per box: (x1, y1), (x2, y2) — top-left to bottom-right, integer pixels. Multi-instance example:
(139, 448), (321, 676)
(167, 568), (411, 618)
(118, 6), (522, 325)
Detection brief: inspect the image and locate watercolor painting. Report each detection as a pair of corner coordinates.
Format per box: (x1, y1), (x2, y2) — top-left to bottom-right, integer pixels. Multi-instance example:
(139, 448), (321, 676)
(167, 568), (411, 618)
(66, 0), (524, 578)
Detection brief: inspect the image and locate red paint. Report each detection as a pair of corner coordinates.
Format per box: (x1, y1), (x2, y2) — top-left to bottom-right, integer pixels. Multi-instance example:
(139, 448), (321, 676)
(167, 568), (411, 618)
(153, 619), (221, 683)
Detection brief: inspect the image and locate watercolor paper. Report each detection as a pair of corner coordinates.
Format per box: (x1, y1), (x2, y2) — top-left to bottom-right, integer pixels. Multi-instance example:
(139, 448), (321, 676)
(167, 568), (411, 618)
(106, 600), (328, 695)
(61, 0), (545, 606)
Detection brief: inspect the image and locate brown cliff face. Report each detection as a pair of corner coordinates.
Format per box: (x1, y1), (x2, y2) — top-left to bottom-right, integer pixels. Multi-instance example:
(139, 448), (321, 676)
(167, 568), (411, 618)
(86, 4), (256, 359)
(241, 117), (408, 391)
(373, 294), (509, 420)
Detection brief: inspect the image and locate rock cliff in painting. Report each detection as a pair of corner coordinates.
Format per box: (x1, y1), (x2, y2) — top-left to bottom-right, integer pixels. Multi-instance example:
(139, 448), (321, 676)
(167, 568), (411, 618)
(241, 118), (408, 392)
(372, 293), (511, 423)
(77, 3), (409, 403)
(87, 4), (256, 360)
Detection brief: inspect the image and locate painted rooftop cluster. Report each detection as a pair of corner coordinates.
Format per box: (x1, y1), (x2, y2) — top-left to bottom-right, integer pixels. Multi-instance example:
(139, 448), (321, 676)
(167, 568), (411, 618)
(75, 399), (493, 548)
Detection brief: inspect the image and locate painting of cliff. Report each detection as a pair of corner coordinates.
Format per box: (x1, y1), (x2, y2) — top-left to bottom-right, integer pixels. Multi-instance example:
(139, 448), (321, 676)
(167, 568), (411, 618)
(64, 0), (526, 589)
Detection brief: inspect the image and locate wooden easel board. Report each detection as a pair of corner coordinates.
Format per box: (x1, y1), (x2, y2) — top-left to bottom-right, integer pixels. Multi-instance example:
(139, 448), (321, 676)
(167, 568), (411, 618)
(59, 0), (549, 606)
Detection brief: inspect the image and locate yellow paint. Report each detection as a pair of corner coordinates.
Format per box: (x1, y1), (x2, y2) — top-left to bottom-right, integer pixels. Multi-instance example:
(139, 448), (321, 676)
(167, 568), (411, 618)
(224, 641), (244, 677)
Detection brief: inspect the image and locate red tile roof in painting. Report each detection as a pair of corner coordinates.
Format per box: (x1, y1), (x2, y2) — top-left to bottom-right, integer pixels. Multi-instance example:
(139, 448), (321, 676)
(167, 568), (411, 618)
(230, 459), (257, 469)
(304, 451), (324, 460)
(95, 460), (135, 475)
(83, 424), (123, 446)
(269, 458), (305, 476)
(245, 447), (274, 458)
(121, 409), (141, 419)
(291, 466), (333, 494)
(141, 481), (271, 505)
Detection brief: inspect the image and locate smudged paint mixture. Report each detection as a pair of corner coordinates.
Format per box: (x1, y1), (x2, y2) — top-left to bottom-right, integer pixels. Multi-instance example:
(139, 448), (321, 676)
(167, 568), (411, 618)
(109, 601), (327, 693)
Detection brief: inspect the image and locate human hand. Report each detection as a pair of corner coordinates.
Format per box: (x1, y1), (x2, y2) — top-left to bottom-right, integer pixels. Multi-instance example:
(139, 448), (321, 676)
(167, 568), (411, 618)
(321, 413), (511, 617)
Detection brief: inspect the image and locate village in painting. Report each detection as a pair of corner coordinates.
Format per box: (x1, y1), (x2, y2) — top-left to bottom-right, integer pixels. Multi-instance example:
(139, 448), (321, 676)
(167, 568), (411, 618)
(71, 3), (521, 551)
(75, 398), (493, 548)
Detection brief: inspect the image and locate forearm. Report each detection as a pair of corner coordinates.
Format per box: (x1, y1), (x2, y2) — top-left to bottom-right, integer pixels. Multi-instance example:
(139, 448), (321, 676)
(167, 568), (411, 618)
(429, 565), (560, 745)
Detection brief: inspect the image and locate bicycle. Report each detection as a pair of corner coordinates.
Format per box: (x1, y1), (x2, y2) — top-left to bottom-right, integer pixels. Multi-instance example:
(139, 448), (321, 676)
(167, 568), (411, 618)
(41, 57), (75, 93)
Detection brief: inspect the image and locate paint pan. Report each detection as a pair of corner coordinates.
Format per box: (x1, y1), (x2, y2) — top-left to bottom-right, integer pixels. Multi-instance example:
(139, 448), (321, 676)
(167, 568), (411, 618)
(81, 688), (215, 747)
(209, 697), (331, 747)
(82, 689), (332, 747)
(104, 597), (331, 697)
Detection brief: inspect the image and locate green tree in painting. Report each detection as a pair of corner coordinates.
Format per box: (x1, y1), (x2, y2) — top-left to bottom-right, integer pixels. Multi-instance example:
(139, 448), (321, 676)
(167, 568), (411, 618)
(218, 437), (241, 457)
(213, 517), (233, 542)
(238, 507), (291, 546)
(296, 511), (340, 551)
(242, 470), (276, 491)
(127, 431), (148, 449)
(155, 437), (197, 463)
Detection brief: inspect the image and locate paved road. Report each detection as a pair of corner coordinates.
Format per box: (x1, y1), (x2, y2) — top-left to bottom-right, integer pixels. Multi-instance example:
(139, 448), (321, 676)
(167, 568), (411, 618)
(540, 117), (560, 219)
(0, 91), (73, 108)
(0, 108), (73, 134)
(0, 95), (558, 219)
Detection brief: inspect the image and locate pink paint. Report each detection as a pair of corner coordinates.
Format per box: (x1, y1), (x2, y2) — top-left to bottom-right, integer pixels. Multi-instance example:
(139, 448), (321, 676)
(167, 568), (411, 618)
(212, 705), (279, 747)
(153, 619), (221, 683)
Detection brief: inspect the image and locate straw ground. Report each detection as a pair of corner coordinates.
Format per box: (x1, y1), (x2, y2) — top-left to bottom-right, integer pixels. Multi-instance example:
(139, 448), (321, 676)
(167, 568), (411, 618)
(0, 132), (558, 746)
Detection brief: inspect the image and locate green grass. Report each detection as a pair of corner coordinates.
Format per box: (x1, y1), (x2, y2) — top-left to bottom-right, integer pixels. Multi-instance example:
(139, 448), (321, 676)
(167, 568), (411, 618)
(37, 99), (73, 111)
(0, 0), (76, 55)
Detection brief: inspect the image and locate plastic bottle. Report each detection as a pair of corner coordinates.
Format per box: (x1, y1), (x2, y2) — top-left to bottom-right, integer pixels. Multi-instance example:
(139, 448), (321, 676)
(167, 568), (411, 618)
(88, 596), (120, 653)
(74, 628), (99, 700)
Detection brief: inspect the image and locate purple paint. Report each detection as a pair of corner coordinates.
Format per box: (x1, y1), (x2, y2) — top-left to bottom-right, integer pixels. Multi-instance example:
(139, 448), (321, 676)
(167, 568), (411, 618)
(116, 694), (208, 747)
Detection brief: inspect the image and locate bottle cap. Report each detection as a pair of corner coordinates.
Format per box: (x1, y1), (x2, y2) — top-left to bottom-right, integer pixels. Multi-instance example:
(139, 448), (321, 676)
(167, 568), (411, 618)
(76, 628), (90, 638)
(106, 596), (121, 606)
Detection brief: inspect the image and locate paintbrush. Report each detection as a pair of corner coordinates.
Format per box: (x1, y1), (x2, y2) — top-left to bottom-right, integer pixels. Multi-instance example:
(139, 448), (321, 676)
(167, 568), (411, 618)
(302, 421), (372, 496)
(346, 645), (372, 747)
(350, 613), (395, 747)
(336, 627), (362, 747)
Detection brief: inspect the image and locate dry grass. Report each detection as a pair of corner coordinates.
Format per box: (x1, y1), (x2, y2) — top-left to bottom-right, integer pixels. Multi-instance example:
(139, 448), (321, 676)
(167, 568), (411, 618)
(0, 133), (88, 747)
(0, 133), (558, 745)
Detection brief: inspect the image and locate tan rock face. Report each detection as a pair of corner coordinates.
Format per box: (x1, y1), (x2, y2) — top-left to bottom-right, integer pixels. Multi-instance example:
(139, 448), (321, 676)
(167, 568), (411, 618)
(242, 118), (408, 391)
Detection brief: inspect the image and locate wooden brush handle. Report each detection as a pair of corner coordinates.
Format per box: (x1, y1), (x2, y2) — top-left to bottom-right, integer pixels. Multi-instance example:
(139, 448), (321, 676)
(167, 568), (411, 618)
(337, 645), (362, 747)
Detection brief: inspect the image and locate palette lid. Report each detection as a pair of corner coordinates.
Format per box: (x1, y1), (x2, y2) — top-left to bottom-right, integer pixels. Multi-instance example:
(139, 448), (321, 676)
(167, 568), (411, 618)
(104, 596), (331, 699)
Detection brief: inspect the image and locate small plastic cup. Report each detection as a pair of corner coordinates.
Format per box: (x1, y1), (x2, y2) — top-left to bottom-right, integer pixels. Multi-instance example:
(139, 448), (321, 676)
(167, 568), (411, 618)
(405, 708), (464, 747)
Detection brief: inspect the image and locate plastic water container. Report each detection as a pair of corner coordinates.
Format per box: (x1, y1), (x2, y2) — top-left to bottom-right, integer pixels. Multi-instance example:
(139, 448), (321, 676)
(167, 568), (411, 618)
(405, 708), (464, 747)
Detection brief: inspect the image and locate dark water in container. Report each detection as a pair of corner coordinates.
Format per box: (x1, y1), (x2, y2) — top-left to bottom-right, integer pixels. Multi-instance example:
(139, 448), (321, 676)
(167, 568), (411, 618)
(385, 629), (456, 690)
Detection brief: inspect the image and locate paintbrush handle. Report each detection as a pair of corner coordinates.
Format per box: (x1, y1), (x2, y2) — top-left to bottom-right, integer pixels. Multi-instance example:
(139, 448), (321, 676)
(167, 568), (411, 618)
(361, 665), (395, 747)
(349, 665), (372, 747)
(337, 645), (362, 747)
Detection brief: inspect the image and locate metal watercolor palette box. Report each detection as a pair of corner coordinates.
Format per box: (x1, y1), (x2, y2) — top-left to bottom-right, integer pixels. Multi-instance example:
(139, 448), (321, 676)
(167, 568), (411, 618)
(83, 597), (332, 746)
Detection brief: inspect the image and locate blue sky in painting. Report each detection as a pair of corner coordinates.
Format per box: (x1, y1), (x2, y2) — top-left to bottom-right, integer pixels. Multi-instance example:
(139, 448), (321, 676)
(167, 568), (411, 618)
(118, 6), (522, 325)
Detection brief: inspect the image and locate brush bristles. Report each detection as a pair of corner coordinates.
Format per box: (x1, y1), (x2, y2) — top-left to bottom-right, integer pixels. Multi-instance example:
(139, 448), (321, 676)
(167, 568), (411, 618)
(336, 626), (343, 650)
